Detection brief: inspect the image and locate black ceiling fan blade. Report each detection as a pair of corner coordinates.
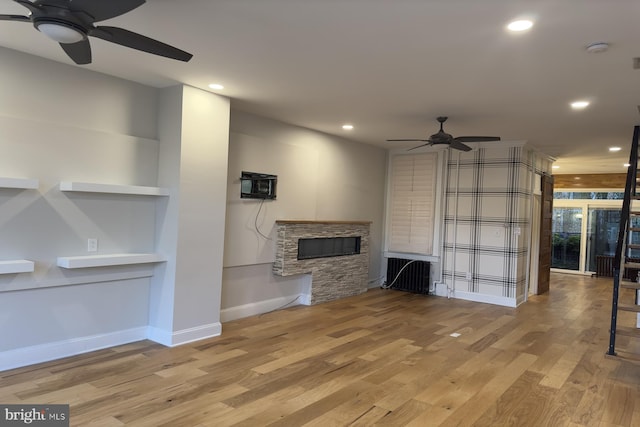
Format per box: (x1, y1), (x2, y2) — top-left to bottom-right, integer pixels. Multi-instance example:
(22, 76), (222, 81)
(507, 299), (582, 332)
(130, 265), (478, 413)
(60, 40), (92, 64)
(0, 14), (30, 22)
(455, 136), (501, 142)
(449, 140), (473, 152)
(386, 139), (430, 142)
(67, 0), (146, 22)
(90, 26), (193, 62)
(12, 0), (37, 13)
(408, 142), (432, 151)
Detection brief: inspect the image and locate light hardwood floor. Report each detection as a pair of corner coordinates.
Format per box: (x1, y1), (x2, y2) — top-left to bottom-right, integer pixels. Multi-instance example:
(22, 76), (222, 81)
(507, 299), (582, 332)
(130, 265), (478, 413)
(2, 272), (640, 426)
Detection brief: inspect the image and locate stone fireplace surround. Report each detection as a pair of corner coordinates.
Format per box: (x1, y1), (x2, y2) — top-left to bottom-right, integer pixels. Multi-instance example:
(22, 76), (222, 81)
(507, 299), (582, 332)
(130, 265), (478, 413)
(273, 220), (371, 305)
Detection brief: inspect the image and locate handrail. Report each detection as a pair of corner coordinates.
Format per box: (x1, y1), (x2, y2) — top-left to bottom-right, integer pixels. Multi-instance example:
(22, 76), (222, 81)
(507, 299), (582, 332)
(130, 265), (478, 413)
(613, 126), (639, 267)
(608, 125), (640, 356)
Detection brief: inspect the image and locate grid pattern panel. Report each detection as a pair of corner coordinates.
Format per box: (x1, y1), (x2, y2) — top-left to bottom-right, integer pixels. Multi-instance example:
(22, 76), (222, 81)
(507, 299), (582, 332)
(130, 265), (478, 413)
(443, 147), (531, 301)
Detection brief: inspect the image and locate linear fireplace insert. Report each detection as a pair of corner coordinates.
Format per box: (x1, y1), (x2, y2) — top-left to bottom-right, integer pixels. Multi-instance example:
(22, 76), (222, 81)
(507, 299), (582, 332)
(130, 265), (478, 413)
(297, 236), (361, 260)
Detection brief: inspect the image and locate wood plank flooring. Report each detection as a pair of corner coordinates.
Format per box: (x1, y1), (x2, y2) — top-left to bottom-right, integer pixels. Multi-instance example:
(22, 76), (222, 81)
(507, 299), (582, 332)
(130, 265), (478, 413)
(2, 272), (640, 426)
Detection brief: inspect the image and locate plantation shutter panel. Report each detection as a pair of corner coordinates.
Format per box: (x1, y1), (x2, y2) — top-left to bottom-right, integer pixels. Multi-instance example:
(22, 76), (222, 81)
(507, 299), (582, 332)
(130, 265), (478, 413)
(389, 153), (437, 254)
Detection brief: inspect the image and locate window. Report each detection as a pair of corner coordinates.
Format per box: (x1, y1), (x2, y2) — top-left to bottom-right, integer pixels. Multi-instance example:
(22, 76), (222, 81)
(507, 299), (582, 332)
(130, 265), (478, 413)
(388, 153), (437, 254)
(553, 191), (623, 200)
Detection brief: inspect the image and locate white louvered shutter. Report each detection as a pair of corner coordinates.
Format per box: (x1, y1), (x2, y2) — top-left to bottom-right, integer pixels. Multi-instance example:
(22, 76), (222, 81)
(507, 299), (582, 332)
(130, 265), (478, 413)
(388, 153), (437, 254)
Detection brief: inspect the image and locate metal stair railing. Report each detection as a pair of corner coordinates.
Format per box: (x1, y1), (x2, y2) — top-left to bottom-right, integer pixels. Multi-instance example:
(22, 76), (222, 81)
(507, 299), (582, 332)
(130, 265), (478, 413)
(607, 125), (640, 356)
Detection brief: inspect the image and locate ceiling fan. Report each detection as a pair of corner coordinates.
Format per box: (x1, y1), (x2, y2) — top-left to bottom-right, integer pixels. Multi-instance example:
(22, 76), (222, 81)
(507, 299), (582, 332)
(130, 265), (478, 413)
(387, 116), (500, 152)
(0, 0), (192, 65)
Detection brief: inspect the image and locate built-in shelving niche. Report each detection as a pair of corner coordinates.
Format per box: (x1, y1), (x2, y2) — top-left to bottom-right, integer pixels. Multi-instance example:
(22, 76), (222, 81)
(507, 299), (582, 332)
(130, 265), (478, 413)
(0, 177), (38, 274)
(57, 181), (168, 270)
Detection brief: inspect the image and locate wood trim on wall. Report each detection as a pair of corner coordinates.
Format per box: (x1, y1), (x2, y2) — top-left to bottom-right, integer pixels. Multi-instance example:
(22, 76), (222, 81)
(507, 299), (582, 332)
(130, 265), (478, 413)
(553, 173), (626, 189)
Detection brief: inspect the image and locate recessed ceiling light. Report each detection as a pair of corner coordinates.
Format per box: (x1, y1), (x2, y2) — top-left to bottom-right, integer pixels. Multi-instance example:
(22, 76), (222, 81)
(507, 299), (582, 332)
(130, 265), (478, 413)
(624, 163), (631, 167)
(609, 146), (621, 152)
(342, 124), (354, 130)
(507, 20), (533, 32)
(208, 83), (224, 90)
(552, 165), (560, 169)
(570, 100), (590, 109)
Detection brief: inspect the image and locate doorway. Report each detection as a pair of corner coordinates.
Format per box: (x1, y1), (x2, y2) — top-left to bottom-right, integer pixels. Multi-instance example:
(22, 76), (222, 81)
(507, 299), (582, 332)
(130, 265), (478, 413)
(551, 192), (624, 275)
(552, 207), (582, 271)
(585, 207), (620, 272)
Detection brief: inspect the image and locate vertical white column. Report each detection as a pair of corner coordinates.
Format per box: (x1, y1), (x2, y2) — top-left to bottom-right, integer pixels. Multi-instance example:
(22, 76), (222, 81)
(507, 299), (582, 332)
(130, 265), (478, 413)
(149, 85), (230, 345)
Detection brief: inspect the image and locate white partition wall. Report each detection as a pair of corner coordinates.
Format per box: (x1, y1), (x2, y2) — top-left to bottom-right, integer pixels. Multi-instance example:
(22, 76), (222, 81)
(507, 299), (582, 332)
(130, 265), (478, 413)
(149, 85), (230, 346)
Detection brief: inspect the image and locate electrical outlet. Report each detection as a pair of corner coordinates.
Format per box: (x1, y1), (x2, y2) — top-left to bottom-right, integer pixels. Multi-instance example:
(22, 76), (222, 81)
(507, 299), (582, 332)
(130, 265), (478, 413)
(87, 238), (98, 252)
(465, 272), (472, 280)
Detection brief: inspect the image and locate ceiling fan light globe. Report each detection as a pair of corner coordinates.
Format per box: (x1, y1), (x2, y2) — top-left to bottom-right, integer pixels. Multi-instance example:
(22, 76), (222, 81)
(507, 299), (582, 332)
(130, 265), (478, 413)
(36, 22), (85, 44)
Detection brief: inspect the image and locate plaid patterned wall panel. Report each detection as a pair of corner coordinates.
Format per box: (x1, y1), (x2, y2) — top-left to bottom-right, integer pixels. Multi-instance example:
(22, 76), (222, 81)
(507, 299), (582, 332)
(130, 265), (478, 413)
(443, 146), (534, 303)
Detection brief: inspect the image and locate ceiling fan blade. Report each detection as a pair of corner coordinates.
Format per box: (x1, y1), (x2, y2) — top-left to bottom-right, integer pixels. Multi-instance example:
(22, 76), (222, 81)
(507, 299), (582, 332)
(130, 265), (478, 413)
(449, 140), (473, 152)
(0, 14), (30, 22)
(455, 136), (501, 142)
(386, 139), (430, 142)
(90, 26), (193, 62)
(60, 40), (92, 65)
(67, 0), (146, 22)
(408, 143), (432, 151)
(12, 0), (37, 13)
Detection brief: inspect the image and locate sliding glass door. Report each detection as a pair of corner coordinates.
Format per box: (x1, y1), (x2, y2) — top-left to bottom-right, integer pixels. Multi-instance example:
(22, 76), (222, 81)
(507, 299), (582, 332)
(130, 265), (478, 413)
(585, 208), (620, 273)
(552, 207), (582, 271)
(552, 192), (624, 275)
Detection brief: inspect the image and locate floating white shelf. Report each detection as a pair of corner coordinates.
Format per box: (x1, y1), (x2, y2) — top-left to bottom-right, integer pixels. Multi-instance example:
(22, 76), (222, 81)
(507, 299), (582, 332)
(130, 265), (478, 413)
(0, 260), (35, 274)
(59, 181), (169, 196)
(0, 177), (39, 190)
(56, 253), (166, 269)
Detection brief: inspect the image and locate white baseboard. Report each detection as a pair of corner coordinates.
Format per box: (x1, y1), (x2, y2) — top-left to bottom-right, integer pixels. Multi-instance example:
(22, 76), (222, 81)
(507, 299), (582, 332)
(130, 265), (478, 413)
(146, 322), (221, 347)
(453, 290), (518, 308)
(220, 294), (304, 322)
(0, 326), (148, 372)
(435, 282), (448, 297)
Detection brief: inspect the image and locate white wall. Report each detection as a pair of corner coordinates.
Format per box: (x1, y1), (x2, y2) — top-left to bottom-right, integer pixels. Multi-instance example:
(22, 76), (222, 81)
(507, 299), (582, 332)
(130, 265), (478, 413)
(150, 85), (230, 345)
(0, 46), (383, 368)
(221, 111), (387, 319)
(0, 47), (159, 369)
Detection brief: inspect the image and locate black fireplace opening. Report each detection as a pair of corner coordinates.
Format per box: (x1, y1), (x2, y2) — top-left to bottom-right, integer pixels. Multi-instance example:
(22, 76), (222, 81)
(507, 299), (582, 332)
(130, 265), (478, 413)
(297, 236), (361, 260)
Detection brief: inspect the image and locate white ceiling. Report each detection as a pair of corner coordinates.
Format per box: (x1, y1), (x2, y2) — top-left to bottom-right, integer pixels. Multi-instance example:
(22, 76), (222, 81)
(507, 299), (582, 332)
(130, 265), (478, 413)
(1, 0), (639, 174)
